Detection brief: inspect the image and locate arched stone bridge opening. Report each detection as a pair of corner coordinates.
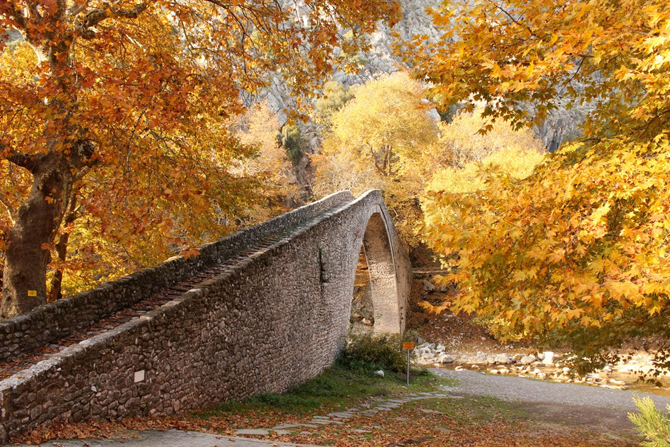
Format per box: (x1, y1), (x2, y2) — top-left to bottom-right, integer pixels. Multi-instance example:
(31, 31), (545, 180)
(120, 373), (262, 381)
(0, 190), (412, 442)
(351, 207), (408, 335)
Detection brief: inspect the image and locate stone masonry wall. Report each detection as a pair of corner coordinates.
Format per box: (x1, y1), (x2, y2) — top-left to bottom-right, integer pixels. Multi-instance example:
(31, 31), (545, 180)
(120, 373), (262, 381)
(0, 191), (352, 364)
(0, 190), (411, 442)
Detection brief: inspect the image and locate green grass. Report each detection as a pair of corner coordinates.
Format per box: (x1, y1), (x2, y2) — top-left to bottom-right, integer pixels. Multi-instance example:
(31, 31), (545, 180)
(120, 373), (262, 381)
(197, 363), (456, 418)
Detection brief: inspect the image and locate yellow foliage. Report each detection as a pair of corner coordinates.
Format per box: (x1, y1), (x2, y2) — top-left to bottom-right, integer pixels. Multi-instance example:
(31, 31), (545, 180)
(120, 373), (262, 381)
(422, 134), (670, 353)
(326, 72), (439, 179)
(412, 0), (670, 361)
(426, 109), (543, 171)
(407, 0), (670, 144)
(315, 72), (439, 245)
(233, 102), (301, 221)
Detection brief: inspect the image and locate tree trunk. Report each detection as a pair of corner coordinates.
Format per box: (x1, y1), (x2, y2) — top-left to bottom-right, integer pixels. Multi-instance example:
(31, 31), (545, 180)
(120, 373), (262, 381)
(1, 154), (73, 318)
(48, 194), (78, 302)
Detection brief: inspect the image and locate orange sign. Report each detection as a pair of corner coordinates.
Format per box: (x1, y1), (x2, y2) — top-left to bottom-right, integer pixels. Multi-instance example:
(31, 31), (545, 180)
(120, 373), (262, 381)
(402, 342), (415, 350)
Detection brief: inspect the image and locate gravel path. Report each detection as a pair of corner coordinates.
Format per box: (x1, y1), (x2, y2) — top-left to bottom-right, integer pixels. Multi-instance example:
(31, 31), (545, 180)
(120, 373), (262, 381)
(432, 367), (670, 432)
(23, 369), (668, 446)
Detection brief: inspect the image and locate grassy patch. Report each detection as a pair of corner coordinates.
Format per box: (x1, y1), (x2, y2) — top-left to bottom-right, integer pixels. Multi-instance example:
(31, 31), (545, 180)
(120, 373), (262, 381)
(200, 363), (453, 417)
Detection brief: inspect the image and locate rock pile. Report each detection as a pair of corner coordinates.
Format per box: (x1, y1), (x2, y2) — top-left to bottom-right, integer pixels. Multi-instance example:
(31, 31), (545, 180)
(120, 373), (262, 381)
(413, 343), (455, 365)
(412, 344), (669, 391)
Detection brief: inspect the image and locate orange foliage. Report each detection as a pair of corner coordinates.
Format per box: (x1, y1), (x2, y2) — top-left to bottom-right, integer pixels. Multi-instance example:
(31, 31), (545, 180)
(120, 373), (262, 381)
(0, 0), (401, 314)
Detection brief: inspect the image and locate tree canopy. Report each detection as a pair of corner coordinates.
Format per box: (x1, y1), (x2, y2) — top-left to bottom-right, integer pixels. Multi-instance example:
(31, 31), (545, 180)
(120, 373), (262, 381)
(414, 0), (670, 367)
(314, 71), (438, 243)
(0, 0), (400, 317)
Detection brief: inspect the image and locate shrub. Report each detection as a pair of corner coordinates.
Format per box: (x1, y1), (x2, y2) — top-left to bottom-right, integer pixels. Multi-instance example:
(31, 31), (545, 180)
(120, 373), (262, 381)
(337, 334), (405, 373)
(629, 397), (670, 446)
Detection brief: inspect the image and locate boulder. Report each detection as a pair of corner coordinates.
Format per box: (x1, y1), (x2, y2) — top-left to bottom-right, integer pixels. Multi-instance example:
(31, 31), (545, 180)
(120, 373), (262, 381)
(422, 280), (435, 292)
(494, 353), (511, 364)
(436, 353), (455, 364)
(520, 354), (536, 365)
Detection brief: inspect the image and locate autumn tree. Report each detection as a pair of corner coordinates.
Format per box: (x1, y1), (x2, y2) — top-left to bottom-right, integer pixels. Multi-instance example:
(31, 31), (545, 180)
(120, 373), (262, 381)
(425, 108), (544, 171)
(413, 0), (670, 364)
(314, 71), (438, 243)
(422, 109), (545, 195)
(233, 101), (301, 221)
(0, 0), (401, 318)
(314, 80), (353, 129)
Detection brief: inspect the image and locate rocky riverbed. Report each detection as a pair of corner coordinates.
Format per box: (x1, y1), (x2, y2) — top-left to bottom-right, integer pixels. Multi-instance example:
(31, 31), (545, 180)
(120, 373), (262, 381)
(413, 342), (670, 394)
(409, 274), (670, 395)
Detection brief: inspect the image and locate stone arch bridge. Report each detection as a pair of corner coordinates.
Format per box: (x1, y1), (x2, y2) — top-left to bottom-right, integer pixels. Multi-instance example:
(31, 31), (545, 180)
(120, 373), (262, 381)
(0, 190), (411, 442)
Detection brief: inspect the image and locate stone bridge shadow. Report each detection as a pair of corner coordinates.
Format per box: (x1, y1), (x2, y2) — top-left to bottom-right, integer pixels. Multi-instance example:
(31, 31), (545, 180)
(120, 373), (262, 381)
(0, 190), (412, 442)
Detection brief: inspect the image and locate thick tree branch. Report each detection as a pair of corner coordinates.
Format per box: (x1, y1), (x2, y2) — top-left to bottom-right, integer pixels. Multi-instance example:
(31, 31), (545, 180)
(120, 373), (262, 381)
(76, 2), (149, 39)
(4, 150), (39, 172)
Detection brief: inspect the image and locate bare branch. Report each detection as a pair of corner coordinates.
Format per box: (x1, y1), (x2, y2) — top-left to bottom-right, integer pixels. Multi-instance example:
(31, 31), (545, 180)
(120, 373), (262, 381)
(485, 0), (540, 39)
(67, 1), (87, 19)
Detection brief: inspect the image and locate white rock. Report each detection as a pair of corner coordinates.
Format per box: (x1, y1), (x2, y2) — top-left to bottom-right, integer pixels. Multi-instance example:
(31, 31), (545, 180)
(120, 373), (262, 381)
(437, 353), (455, 364)
(473, 352), (487, 364)
(374, 370), (385, 377)
(542, 351), (555, 365)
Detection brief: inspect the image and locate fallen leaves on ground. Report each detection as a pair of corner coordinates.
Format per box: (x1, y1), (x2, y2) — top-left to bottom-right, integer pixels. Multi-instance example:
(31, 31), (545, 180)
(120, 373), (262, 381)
(14, 395), (639, 446)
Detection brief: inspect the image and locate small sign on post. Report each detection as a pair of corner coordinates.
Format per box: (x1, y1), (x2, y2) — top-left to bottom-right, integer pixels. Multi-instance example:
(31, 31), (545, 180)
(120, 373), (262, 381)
(402, 342), (415, 386)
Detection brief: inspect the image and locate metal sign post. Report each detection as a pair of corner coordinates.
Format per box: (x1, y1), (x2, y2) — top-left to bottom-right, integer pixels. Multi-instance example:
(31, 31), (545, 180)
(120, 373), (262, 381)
(402, 342), (415, 386)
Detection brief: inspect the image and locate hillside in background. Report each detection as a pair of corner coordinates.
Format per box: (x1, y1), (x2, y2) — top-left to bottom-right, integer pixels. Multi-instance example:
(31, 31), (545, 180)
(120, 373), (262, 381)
(259, 0), (584, 153)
